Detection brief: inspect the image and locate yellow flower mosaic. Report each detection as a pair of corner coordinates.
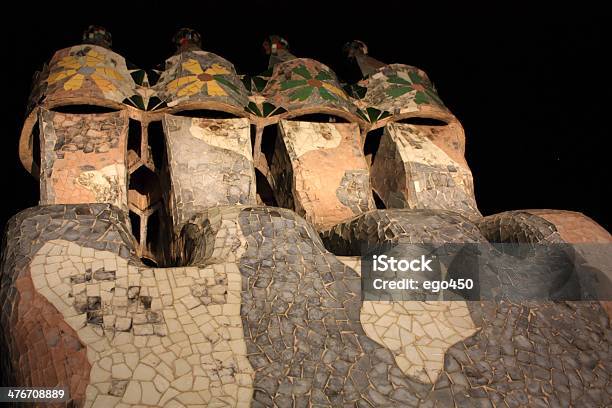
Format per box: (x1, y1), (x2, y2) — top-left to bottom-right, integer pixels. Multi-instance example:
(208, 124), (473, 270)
(47, 48), (124, 92)
(167, 59), (231, 97)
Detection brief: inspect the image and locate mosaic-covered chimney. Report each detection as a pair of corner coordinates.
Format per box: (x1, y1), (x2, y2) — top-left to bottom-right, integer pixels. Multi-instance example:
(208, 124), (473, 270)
(344, 40), (481, 220)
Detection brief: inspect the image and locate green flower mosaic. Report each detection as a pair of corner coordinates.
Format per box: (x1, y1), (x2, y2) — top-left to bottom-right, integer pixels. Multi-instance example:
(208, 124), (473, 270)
(386, 70), (445, 107)
(280, 65), (347, 102)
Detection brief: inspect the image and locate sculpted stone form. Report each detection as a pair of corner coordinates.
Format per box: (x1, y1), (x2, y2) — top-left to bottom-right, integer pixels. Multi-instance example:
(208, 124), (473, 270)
(163, 115), (256, 232)
(271, 120), (375, 230)
(39, 108), (129, 211)
(1, 28), (610, 407)
(370, 122), (479, 219)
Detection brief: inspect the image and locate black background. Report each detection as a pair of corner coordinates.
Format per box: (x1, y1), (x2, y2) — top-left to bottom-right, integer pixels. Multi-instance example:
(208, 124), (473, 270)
(0, 3), (609, 234)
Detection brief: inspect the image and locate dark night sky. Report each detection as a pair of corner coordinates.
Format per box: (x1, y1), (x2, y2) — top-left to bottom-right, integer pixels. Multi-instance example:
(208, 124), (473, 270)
(0, 3), (609, 233)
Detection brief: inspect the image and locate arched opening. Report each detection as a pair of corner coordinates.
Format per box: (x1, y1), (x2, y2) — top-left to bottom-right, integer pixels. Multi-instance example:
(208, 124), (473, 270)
(397, 117), (448, 126)
(129, 210), (141, 243)
(129, 165), (160, 200)
(49, 105), (120, 114)
(171, 109), (240, 119)
(127, 119), (142, 167)
(255, 169), (278, 206)
(126, 117), (172, 267)
(146, 209), (161, 254)
(261, 124), (279, 169)
(147, 121), (166, 171)
(396, 116), (452, 146)
(363, 127), (384, 166)
(260, 123), (295, 210)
